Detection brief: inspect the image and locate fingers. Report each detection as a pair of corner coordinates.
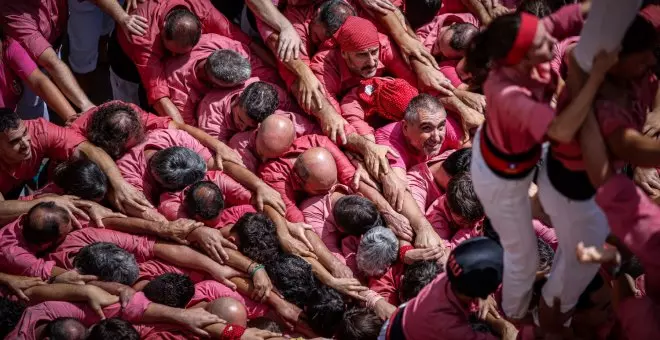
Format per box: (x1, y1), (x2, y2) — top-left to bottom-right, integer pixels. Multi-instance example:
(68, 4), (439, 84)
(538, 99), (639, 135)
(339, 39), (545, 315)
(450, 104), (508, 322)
(256, 197), (265, 212)
(297, 232), (314, 252)
(208, 245), (224, 264)
(329, 126), (338, 144)
(401, 52), (411, 66)
(215, 155), (224, 171)
(221, 238), (239, 250)
(339, 126), (347, 145)
(218, 244), (229, 262)
(92, 304), (107, 320)
(313, 90), (324, 111)
(79, 274), (99, 282)
(222, 277), (237, 290)
(352, 171), (361, 191)
(11, 287), (30, 301)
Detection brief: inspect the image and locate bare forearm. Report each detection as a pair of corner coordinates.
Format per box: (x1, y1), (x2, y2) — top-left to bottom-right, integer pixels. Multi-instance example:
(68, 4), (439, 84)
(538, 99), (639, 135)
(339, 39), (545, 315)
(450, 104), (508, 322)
(463, 0), (492, 24)
(399, 191), (432, 232)
(154, 97), (185, 123)
(142, 303), (187, 324)
(222, 161), (266, 192)
(225, 249), (254, 273)
(38, 50), (93, 110)
(246, 0), (290, 32)
(171, 121), (222, 152)
(578, 111), (612, 188)
(23, 284), (91, 304)
(29, 72), (77, 120)
(0, 198), (49, 225)
(89, 0), (129, 23)
(154, 243), (225, 275)
(608, 129), (660, 167)
(104, 217), (168, 237)
(305, 230), (343, 273)
(77, 142), (125, 189)
(304, 256), (335, 285)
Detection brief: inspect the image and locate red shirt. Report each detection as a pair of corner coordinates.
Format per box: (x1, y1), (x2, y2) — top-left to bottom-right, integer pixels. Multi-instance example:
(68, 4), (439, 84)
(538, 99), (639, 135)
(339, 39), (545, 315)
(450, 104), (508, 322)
(188, 280), (270, 318)
(158, 171), (253, 223)
(69, 100), (172, 138)
(7, 294), (152, 340)
(117, 0), (251, 105)
(483, 4), (584, 154)
(369, 262), (404, 305)
(47, 228), (156, 270)
(259, 135), (356, 223)
(0, 218), (56, 280)
(310, 34), (418, 112)
(0, 118), (86, 196)
(0, 0), (67, 60)
(116, 129), (213, 203)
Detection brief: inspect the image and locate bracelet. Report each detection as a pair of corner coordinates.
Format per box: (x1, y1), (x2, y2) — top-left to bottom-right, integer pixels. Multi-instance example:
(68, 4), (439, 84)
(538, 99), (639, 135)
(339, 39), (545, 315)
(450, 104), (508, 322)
(247, 261), (256, 274)
(220, 324), (246, 340)
(249, 264), (265, 278)
(399, 245), (414, 261)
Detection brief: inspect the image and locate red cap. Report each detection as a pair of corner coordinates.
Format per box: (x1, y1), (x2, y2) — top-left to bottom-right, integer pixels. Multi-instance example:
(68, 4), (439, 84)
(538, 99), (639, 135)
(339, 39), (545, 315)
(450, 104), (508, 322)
(334, 16), (380, 52)
(358, 77), (418, 121)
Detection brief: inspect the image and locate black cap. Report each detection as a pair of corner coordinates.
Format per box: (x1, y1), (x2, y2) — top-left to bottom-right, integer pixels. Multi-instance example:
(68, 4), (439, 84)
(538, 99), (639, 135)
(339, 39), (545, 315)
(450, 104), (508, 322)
(446, 237), (504, 299)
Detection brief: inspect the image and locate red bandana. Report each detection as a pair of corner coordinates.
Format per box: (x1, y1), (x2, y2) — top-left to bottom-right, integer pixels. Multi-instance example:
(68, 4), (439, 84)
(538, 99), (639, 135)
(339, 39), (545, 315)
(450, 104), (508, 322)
(334, 16), (380, 52)
(503, 13), (539, 65)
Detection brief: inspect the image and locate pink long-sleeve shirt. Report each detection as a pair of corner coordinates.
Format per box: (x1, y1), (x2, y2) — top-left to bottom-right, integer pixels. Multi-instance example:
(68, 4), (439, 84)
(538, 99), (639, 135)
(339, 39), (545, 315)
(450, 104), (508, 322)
(196, 78), (295, 142)
(0, 38), (38, 110)
(483, 4), (584, 154)
(259, 135), (357, 223)
(116, 129), (212, 203)
(47, 228), (156, 270)
(164, 33), (279, 125)
(406, 150), (455, 211)
(0, 119), (86, 197)
(116, 0), (251, 105)
(0, 218), (57, 280)
(158, 171), (252, 222)
(7, 294), (152, 340)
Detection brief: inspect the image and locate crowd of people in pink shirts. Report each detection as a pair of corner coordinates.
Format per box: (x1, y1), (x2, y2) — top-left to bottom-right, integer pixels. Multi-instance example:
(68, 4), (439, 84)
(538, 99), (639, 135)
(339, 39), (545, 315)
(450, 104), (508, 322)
(0, 0), (659, 338)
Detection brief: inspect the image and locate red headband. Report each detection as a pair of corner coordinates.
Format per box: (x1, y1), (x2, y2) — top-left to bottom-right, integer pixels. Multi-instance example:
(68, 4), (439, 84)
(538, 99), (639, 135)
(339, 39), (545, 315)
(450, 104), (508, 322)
(503, 13), (539, 66)
(334, 16), (380, 52)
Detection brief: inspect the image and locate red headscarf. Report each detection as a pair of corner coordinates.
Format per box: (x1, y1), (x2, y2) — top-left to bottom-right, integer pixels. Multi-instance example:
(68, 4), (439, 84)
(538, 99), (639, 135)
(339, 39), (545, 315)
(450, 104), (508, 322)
(334, 16), (380, 52)
(358, 77), (418, 121)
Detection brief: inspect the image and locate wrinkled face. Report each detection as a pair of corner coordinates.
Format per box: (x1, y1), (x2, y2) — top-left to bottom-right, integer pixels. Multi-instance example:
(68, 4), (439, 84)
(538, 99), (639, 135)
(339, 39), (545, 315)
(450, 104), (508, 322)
(0, 121), (31, 163)
(403, 108), (447, 157)
(610, 50), (657, 80)
(342, 47), (380, 78)
(526, 23), (557, 64)
(232, 102), (257, 131)
(163, 38), (194, 56)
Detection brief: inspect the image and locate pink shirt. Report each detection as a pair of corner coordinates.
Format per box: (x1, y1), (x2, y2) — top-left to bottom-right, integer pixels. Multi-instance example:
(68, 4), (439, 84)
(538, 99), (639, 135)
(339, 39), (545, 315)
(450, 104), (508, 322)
(375, 118), (463, 171)
(310, 34), (418, 112)
(138, 259), (207, 283)
(299, 184), (354, 264)
(401, 273), (498, 340)
(227, 113), (323, 173)
(439, 60), (464, 88)
(7, 293), (152, 340)
(415, 13), (479, 54)
(595, 174), (660, 303)
(552, 73), (658, 170)
(483, 4), (584, 154)
(369, 261), (404, 306)
(259, 135), (357, 223)
(0, 119), (86, 196)
(69, 100), (172, 138)
(0, 39), (38, 110)
(0, 0), (67, 60)
(47, 228), (156, 270)
(158, 171), (252, 222)
(188, 280), (270, 318)
(0, 218), (56, 280)
(550, 36), (579, 80)
(196, 78), (295, 142)
(406, 150), (454, 211)
(425, 195), (483, 249)
(116, 129), (212, 202)
(117, 0), (250, 105)
(341, 234), (360, 275)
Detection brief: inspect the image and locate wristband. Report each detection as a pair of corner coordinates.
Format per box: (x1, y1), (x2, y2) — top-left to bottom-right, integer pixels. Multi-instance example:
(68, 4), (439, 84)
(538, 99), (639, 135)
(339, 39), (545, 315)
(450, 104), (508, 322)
(220, 324), (246, 340)
(399, 245), (414, 261)
(247, 261), (256, 273)
(249, 264), (265, 278)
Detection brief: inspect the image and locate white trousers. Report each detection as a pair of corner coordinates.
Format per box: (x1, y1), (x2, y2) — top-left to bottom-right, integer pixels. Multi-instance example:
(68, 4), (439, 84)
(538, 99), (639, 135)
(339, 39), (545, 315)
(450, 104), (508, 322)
(470, 127), (540, 319)
(536, 157), (610, 313)
(573, 0), (643, 71)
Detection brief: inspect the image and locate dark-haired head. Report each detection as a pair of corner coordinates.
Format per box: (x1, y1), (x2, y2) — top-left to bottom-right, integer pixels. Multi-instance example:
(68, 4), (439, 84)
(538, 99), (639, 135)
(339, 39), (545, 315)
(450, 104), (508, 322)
(22, 201), (72, 249)
(405, 0), (441, 30)
(163, 7), (201, 55)
(54, 159), (108, 201)
(402, 94), (447, 157)
(442, 148), (472, 177)
(400, 260), (443, 302)
(0, 297), (25, 338)
(205, 50), (251, 88)
(265, 254), (316, 308)
(86, 101), (145, 159)
(306, 286), (346, 337)
(150, 147), (207, 191)
(333, 195), (383, 235)
(142, 273), (195, 308)
(247, 317), (282, 333)
(517, 0), (552, 17)
(235, 213), (282, 264)
(0, 111), (31, 164)
(446, 172), (484, 226)
(43, 317), (87, 340)
(537, 237), (554, 270)
(234, 82), (279, 129)
(435, 23), (479, 59)
(336, 307), (383, 340)
(88, 318), (139, 340)
(609, 14), (659, 80)
(313, 0), (357, 45)
(74, 242), (139, 285)
(184, 181), (224, 220)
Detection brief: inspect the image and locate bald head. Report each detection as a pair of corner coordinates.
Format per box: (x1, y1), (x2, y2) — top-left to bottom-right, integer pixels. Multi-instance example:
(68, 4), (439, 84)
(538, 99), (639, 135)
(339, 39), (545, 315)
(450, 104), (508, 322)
(206, 297), (248, 326)
(294, 147), (338, 195)
(22, 201), (72, 246)
(163, 8), (202, 54)
(44, 317), (87, 340)
(256, 115), (295, 160)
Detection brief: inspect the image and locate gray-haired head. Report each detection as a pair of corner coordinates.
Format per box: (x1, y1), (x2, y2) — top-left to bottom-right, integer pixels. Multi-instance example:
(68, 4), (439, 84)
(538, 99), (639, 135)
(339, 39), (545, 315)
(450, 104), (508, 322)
(73, 242), (139, 285)
(356, 227), (398, 277)
(150, 146), (207, 191)
(403, 93), (445, 124)
(206, 50), (251, 87)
